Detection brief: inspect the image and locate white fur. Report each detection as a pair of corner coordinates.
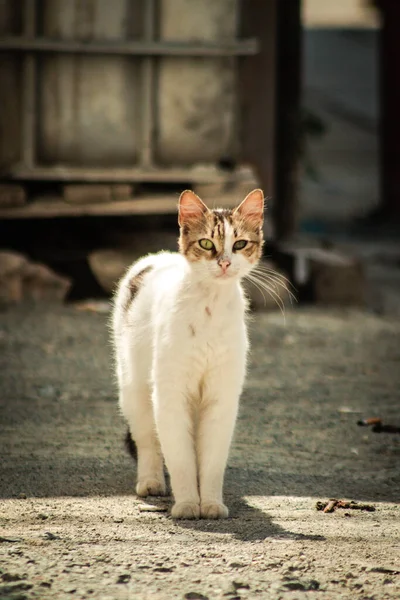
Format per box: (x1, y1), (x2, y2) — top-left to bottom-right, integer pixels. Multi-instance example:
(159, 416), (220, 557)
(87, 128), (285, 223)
(112, 227), (252, 519)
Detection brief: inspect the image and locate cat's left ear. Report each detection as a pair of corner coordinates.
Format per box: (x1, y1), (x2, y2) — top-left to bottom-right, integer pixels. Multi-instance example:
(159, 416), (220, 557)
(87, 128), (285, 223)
(178, 190), (209, 226)
(234, 189), (265, 226)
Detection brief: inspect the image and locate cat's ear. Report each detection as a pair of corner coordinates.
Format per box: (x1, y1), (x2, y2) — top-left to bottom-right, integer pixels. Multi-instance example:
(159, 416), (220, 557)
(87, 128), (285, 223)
(178, 190), (209, 226)
(234, 189), (264, 226)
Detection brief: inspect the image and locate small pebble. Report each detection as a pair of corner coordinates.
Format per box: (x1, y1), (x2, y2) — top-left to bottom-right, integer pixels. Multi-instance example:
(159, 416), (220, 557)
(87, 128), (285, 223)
(1, 573), (24, 582)
(43, 532), (61, 540)
(138, 504), (168, 513)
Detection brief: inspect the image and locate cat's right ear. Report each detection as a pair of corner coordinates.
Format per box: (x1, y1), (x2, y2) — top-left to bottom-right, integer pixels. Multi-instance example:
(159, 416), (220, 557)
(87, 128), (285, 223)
(178, 190), (209, 227)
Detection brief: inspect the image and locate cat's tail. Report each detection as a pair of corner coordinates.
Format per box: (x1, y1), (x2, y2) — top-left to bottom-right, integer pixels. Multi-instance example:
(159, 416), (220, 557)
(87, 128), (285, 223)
(124, 428), (137, 462)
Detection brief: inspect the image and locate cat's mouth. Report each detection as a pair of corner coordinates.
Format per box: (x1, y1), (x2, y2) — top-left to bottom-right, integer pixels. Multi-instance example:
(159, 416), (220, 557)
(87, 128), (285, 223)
(215, 271), (237, 281)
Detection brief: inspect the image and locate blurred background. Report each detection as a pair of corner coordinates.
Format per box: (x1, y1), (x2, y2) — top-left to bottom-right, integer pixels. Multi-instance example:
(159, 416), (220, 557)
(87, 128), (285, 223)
(0, 0), (399, 311)
(2, 6), (399, 592)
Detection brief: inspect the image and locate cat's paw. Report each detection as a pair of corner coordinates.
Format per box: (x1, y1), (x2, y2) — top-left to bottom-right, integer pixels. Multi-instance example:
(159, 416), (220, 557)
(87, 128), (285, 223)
(136, 478), (166, 497)
(200, 502), (229, 519)
(171, 502), (200, 520)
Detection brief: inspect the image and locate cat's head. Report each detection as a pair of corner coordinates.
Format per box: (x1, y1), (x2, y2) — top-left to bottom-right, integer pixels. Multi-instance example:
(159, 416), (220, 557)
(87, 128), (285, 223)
(178, 189), (264, 282)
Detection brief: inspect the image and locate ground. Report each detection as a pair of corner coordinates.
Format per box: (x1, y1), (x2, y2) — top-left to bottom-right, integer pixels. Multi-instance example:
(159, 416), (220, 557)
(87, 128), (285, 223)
(0, 304), (399, 600)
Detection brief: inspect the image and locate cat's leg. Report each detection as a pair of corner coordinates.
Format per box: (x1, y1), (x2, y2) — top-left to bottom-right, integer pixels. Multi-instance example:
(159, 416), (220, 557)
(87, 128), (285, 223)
(119, 383), (166, 497)
(152, 386), (200, 519)
(197, 368), (243, 519)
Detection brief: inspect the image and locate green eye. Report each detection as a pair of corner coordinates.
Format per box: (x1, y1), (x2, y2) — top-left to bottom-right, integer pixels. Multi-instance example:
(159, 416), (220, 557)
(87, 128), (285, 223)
(233, 240), (248, 250)
(199, 239), (215, 250)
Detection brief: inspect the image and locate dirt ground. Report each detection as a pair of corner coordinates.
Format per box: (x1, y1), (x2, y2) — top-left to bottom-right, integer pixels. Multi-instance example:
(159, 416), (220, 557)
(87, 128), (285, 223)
(0, 303), (399, 600)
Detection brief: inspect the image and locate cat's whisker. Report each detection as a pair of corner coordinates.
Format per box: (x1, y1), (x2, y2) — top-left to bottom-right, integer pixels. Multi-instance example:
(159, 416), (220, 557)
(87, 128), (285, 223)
(252, 265), (295, 288)
(254, 273), (295, 295)
(245, 273), (287, 321)
(248, 274), (287, 312)
(259, 275), (294, 296)
(249, 271), (289, 306)
(247, 275), (286, 322)
(244, 274), (269, 305)
(252, 283), (287, 320)
(251, 268), (297, 304)
(253, 264), (289, 277)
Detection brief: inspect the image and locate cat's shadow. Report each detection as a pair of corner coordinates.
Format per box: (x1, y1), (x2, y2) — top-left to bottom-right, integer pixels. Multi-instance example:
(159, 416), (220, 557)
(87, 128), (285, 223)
(139, 470), (325, 543)
(170, 495), (325, 543)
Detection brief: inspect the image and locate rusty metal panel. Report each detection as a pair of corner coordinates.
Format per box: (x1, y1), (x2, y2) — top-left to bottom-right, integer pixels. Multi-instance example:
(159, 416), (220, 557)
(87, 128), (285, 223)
(156, 0), (239, 165)
(0, 1), (22, 169)
(37, 0), (143, 166)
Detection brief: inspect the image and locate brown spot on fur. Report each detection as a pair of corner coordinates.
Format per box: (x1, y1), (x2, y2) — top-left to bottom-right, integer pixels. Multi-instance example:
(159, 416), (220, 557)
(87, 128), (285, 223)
(189, 324), (196, 336)
(126, 265), (152, 311)
(205, 306), (211, 316)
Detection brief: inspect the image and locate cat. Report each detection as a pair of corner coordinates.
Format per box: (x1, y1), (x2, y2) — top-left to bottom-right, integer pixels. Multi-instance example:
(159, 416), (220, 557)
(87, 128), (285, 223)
(112, 188), (264, 519)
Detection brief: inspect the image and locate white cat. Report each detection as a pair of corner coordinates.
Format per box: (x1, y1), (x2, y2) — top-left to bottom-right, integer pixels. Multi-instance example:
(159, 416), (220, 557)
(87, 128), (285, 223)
(112, 188), (264, 519)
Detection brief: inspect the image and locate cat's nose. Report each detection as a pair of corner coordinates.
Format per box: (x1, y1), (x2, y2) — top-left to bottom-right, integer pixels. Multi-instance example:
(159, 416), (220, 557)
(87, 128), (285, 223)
(218, 259), (231, 273)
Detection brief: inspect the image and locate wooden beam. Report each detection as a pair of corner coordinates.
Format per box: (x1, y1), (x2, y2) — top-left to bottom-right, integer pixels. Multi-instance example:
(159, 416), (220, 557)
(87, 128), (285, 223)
(0, 37), (259, 57)
(21, 0), (36, 168)
(0, 193), (239, 219)
(5, 164), (253, 184)
(140, 0), (156, 167)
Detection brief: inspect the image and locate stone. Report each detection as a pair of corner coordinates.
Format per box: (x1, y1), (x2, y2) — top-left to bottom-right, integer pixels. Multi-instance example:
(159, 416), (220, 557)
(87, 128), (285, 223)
(89, 231), (178, 294)
(0, 250), (71, 305)
(21, 263), (72, 302)
(274, 243), (366, 306)
(116, 574), (131, 584)
(64, 184), (112, 204)
(111, 184), (134, 200)
(0, 251), (27, 277)
(0, 184), (26, 207)
(64, 184), (134, 205)
(0, 251), (28, 305)
(310, 249), (365, 306)
(88, 249), (140, 295)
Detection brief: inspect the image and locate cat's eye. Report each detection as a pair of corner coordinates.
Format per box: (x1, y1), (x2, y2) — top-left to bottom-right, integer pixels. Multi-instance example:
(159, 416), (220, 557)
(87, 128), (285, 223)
(233, 240), (248, 250)
(199, 239), (215, 251)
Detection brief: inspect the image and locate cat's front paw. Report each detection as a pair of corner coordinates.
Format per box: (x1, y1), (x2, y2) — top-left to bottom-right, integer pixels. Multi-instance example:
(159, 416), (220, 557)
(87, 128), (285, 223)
(171, 502), (200, 520)
(136, 478), (166, 497)
(200, 502), (229, 519)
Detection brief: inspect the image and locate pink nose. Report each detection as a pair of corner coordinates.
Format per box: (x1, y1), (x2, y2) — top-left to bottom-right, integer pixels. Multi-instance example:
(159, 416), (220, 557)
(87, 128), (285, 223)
(218, 259), (231, 273)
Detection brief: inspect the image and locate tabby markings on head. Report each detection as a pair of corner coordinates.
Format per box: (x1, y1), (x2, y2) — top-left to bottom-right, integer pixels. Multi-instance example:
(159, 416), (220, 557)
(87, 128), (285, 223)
(178, 189), (264, 265)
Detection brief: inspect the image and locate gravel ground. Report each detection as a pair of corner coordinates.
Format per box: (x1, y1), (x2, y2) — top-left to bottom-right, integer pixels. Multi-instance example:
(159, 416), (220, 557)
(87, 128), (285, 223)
(0, 304), (399, 600)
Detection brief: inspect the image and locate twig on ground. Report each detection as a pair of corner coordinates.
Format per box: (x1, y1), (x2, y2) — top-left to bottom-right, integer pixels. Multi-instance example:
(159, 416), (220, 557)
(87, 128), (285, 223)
(316, 499), (375, 513)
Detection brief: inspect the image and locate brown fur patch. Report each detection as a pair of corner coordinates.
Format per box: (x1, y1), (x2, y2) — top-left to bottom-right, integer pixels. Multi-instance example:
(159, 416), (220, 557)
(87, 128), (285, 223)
(125, 265), (153, 311)
(241, 240), (263, 263)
